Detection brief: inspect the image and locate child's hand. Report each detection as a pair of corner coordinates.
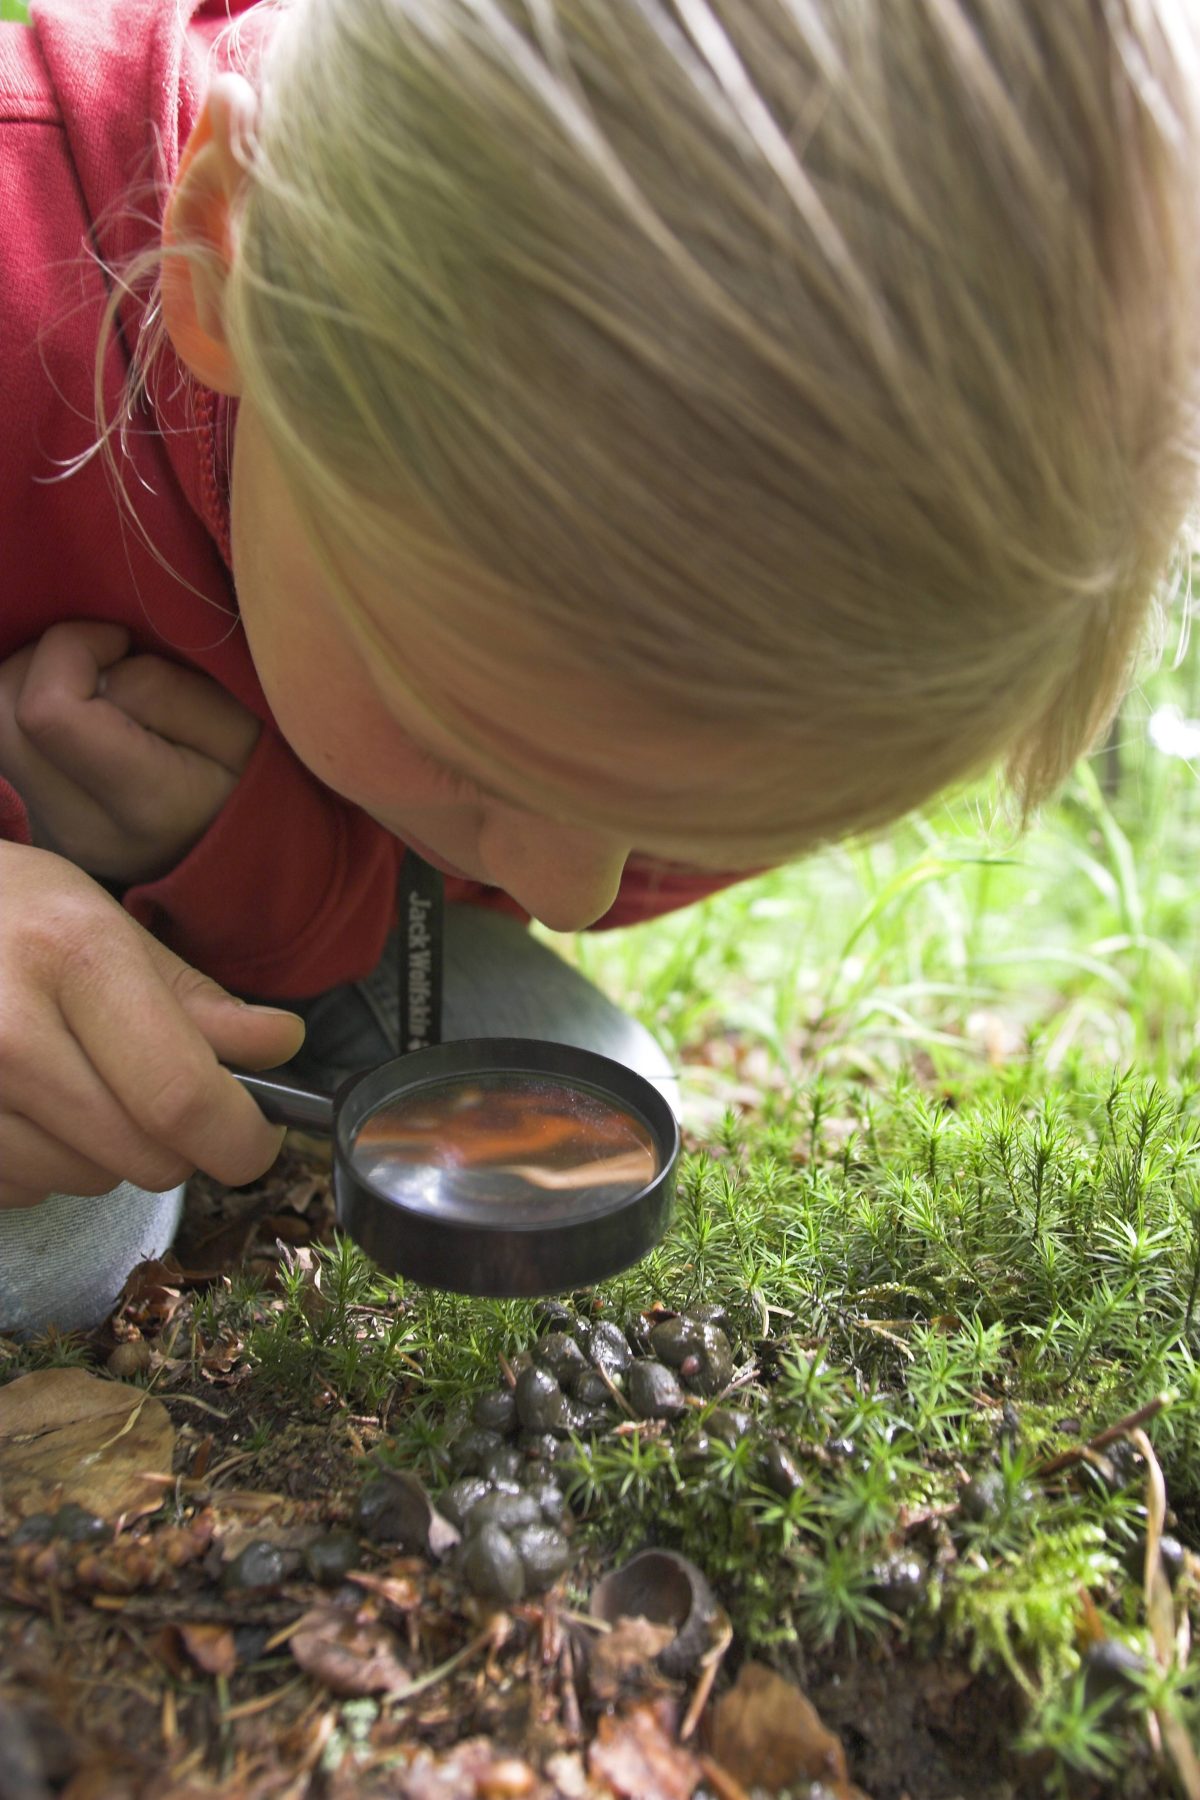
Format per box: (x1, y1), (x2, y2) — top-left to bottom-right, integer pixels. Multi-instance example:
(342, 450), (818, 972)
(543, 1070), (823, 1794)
(0, 841), (305, 1207)
(0, 622), (260, 882)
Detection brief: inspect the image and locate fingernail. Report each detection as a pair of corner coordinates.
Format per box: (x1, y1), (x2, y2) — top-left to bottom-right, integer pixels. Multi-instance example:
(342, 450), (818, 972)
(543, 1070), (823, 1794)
(242, 1002), (302, 1020)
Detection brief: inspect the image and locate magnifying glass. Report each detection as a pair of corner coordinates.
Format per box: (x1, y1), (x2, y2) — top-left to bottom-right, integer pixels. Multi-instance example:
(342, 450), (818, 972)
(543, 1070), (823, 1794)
(233, 1039), (679, 1298)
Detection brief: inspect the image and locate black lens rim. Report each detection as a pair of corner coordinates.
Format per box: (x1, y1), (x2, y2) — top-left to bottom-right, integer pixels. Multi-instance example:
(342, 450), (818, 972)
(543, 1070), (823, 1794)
(330, 1038), (678, 1297)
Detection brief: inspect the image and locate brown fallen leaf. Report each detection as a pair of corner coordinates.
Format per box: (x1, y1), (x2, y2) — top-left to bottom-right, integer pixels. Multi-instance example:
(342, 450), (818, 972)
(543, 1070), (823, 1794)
(585, 1616), (678, 1708)
(710, 1661), (852, 1795)
(588, 1698), (701, 1800)
(181, 1620), (238, 1678)
(289, 1601), (411, 1697)
(0, 1368), (174, 1521)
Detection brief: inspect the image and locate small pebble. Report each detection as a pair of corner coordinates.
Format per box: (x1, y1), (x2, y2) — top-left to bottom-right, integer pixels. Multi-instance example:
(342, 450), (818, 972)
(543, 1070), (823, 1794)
(511, 1522), (572, 1592)
(534, 1332), (588, 1386)
(678, 1434), (713, 1474)
(472, 1389), (518, 1435)
(515, 1365), (575, 1435)
(627, 1360), (687, 1421)
(222, 1541), (291, 1592)
(51, 1503), (107, 1545)
(303, 1530), (361, 1585)
(440, 1477), (494, 1532)
(461, 1523), (525, 1604)
(760, 1442), (803, 1497)
(825, 1435), (856, 1461)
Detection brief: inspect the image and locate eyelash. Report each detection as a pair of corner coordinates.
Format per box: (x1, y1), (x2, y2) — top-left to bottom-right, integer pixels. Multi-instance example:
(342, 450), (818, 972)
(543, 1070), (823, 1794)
(411, 742), (485, 803)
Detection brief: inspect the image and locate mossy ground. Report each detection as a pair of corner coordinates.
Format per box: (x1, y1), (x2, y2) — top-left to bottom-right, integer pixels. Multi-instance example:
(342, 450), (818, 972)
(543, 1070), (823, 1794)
(6, 1063), (1198, 1796)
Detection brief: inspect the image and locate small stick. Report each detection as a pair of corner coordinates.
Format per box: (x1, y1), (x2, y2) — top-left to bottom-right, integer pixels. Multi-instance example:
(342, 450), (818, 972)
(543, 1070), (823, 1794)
(680, 1613), (733, 1740)
(1034, 1392), (1173, 1478)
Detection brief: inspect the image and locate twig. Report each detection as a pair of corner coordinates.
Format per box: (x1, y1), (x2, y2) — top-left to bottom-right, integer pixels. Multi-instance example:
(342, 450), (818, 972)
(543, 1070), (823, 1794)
(1131, 1428), (1200, 1800)
(1033, 1392), (1174, 1478)
(680, 1611), (733, 1740)
(222, 1674), (308, 1722)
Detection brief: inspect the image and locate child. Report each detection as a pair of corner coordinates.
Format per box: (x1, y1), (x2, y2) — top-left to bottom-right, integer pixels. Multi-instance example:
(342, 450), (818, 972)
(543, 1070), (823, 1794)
(2, 0), (1198, 1330)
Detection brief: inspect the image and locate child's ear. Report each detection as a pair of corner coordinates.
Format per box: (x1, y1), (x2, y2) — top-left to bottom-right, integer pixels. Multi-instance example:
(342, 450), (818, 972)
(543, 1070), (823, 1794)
(161, 73), (258, 397)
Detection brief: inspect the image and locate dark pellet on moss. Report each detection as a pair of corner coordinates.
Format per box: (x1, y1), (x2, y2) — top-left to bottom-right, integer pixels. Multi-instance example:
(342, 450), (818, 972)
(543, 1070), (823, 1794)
(534, 1332), (588, 1386)
(440, 1477), (492, 1532)
(707, 1408), (752, 1446)
(516, 1364), (575, 1434)
(519, 1431), (566, 1464)
(11, 1514), (55, 1547)
(511, 1522), (571, 1592)
(532, 1301), (574, 1336)
(304, 1530), (361, 1585)
(1082, 1639), (1147, 1709)
(471, 1390), (518, 1435)
(222, 1541), (292, 1592)
(471, 1490), (541, 1533)
(760, 1441), (804, 1497)
(958, 1469), (1006, 1522)
(461, 1523), (524, 1604)
(584, 1320), (633, 1376)
(690, 1302), (735, 1339)
(871, 1556), (927, 1613)
(627, 1360), (687, 1420)
(572, 1369), (616, 1409)
(448, 1427), (505, 1476)
(526, 1480), (566, 1524)
(51, 1504), (107, 1544)
(480, 1445), (524, 1486)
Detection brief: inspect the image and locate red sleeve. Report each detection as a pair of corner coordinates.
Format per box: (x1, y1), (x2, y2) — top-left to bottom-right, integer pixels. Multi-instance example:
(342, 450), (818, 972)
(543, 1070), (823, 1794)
(122, 726), (401, 997)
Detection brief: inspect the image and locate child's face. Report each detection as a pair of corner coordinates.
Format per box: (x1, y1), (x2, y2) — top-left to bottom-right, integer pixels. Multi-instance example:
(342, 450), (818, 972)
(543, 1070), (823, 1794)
(230, 401), (633, 932)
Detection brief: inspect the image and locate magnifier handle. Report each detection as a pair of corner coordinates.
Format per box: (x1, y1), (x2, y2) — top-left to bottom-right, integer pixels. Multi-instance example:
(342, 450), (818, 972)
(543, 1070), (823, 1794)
(231, 1069), (336, 1134)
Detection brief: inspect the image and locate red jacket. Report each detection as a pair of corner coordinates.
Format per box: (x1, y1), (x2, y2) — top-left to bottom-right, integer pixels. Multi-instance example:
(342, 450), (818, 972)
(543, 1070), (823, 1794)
(0, 0), (741, 997)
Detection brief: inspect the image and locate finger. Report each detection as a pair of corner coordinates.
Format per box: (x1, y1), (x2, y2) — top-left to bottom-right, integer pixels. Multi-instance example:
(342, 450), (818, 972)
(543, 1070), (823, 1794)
(140, 932), (307, 1070)
(103, 656), (261, 773)
(56, 935), (292, 1186)
(4, 1014), (197, 1195)
(13, 623), (159, 804)
(0, 1112), (125, 1201)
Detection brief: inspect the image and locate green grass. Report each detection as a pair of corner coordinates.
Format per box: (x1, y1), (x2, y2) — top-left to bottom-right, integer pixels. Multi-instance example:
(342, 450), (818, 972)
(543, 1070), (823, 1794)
(562, 640), (1200, 1098)
(0, 2), (30, 22)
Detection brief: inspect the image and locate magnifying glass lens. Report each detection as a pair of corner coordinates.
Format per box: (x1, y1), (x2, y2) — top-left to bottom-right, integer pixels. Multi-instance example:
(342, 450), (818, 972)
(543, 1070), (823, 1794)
(349, 1071), (660, 1226)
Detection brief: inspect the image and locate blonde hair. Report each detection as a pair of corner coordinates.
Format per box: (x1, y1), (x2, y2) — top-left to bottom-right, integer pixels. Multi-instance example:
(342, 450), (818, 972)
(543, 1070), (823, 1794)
(214, 0), (1200, 865)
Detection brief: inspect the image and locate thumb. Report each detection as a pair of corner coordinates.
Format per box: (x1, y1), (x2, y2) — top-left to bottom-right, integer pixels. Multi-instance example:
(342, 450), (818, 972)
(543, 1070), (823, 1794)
(145, 936), (306, 1069)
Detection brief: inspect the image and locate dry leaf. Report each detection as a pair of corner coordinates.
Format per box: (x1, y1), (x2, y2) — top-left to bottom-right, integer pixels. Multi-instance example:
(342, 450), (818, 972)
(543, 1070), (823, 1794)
(586, 1616), (677, 1707)
(0, 1368), (174, 1520)
(289, 1602), (411, 1696)
(171, 1622), (238, 1678)
(710, 1662), (849, 1794)
(588, 1699), (701, 1800)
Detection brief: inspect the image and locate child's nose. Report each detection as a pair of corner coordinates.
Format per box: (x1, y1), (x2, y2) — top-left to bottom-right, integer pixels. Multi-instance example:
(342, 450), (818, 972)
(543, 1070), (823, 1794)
(480, 814), (629, 933)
